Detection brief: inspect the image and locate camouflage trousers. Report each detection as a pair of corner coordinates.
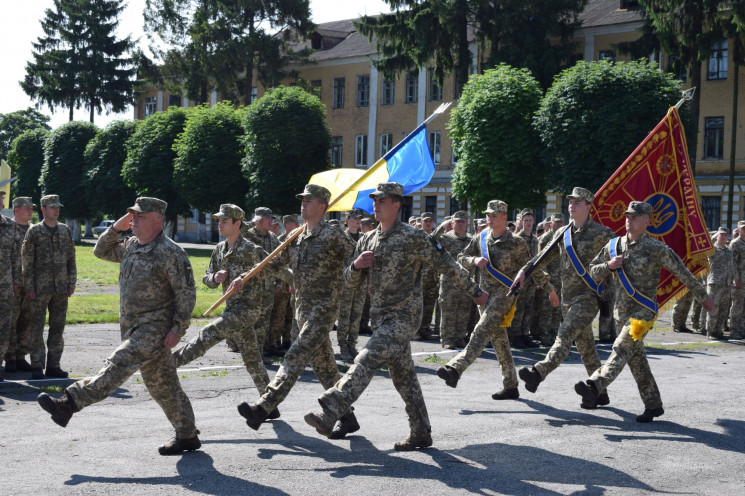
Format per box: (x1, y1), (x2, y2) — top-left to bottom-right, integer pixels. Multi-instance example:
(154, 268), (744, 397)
(255, 290), (274, 351)
(672, 290), (694, 329)
(420, 280), (439, 332)
(537, 280), (562, 343)
(319, 316), (430, 436)
(508, 281), (535, 339)
(172, 305), (270, 396)
(706, 284), (732, 334)
(336, 281), (366, 348)
(268, 290), (292, 347)
(692, 297), (704, 331)
(0, 286), (13, 362)
(7, 285), (31, 361)
(66, 324), (198, 439)
(256, 303), (341, 414)
(588, 315), (662, 410)
(438, 280), (472, 346)
(730, 287), (745, 335)
(533, 298), (602, 380)
(28, 293), (68, 369)
(447, 294), (517, 389)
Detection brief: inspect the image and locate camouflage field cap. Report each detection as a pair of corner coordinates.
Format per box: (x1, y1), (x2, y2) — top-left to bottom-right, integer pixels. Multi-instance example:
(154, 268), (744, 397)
(452, 210), (468, 221)
(13, 197), (36, 208)
(519, 208), (534, 218)
(40, 194), (63, 207)
(484, 200), (508, 215)
(738, 220), (745, 228)
(566, 187), (594, 204)
(477, 218), (487, 226)
(624, 201), (652, 216)
(282, 214), (299, 225)
(716, 226), (730, 235)
(212, 203), (244, 221)
(328, 219), (340, 226)
(421, 212), (434, 220)
(550, 213), (563, 222)
(127, 197), (166, 215)
(296, 184), (331, 203)
(254, 207), (274, 218)
(369, 182), (403, 198)
(408, 216), (417, 223)
(346, 208), (364, 218)
(361, 217), (374, 226)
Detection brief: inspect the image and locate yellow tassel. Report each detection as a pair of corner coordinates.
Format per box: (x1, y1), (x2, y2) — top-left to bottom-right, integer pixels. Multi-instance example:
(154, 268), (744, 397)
(501, 298), (518, 327)
(629, 318), (655, 341)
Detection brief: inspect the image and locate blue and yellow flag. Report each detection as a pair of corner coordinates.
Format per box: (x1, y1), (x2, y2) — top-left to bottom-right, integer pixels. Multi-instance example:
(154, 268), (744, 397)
(310, 124), (436, 213)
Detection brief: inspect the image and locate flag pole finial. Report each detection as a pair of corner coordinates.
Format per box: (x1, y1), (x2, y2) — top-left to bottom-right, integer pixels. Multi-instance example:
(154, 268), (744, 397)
(675, 87), (696, 109)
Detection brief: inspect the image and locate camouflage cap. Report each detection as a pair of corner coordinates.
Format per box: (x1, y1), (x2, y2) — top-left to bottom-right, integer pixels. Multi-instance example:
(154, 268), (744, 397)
(254, 207), (274, 218)
(408, 216), (417, 223)
(368, 182), (404, 198)
(282, 214), (299, 225)
(452, 210), (468, 221)
(346, 208), (364, 218)
(271, 216), (280, 225)
(519, 208), (534, 218)
(420, 212), (434, 220)
(624, 201), (652, 216)
(477, 218), (487, 226)
(296, 184), (331, 203)
(716, 226), (730, 235)
(566, 187), (594, 204)
(444, 215), (452, 222)
(328, 219), (340, 226)
(484, 200), (508, 215)
(40, 194), (63, 207)
(550, 213), (563, 222)
(127, 197), (166, 215)
(361, 217), (374, 226)
(212, 203), (244, 221)
(12, 197), (36, 208)
(738, 220), (745, 228)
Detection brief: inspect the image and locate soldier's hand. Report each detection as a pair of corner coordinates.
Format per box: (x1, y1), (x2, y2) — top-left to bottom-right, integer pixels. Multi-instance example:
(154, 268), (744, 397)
(608, 255), (624, 270)
(475, 257), (488, 269)
(113, 212), (133, 232)
(67, 288), (75, 297)
(702, 296), (715, 313)
(511, 270), (526, 292)
(163, 331), (181, 349)
(214, 270), (228, 284)
(28, 290), (35, 301)
(228, 276), (245, 293)
(549, 290), (560, 307)
(473, 290), (489, 306)
(353, 251), (374, 270)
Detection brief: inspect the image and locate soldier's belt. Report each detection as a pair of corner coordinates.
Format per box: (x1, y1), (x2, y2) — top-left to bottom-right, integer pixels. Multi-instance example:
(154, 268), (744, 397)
(564, 227), (604, 296)
(610, 236), (657, 314)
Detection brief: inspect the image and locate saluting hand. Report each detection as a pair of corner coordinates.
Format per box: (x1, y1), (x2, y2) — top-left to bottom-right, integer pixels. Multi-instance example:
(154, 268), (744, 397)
(113, 212), (133, 232)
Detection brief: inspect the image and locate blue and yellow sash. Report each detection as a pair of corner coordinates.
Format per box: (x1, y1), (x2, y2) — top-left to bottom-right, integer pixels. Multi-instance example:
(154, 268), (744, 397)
(564, 227), (604, 296)
(609, 237), (658, 314)
(480, 230), (515, 288)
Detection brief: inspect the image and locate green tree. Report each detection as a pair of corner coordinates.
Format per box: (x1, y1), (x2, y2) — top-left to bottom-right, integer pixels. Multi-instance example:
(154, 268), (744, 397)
(174, 103), (249, 213)
(7, 128), (50, 203)
(533, 60), (685, 195)
(448, 64), (545, 212)
(0, 108), (51, 160)
(242, 86), (331, 213)
(21, 0), (136, 123)
(122, 106), (190, 232)
(84, 120), (138, 218)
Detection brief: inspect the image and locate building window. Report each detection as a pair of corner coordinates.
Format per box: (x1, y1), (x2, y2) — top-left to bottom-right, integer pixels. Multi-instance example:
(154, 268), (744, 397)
(333, 78), (345, 109)
(311, 79), (321, 89)
(379, 133), (393, 158)
(355, 135), (367, 167)
(429, 69), (443, 101)
(356, 75), (370, 107)
(451, 140), (459, 165)
(250, 87), (258, 104)
(381, 75), (395, 105)
(331, 136), (343, 167)
(704, 117), (725, 159)
(144, 96), (156, 117)
(429, 131), (441, 165)
(449, 197), (467, 215)
(398, 196), (413, 222)
(701, 196), (721, 230)
(425, 196), (437, 219)
(598, 50), (615, 62)
(708, 40), (728, 80)
(534, 205), (547, 226)
(405, 70), (418, 103)
(168, 94), (181, 108)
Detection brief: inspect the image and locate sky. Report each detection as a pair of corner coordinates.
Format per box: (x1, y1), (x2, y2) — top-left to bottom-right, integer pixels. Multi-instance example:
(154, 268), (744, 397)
(0, 0), (393, 129)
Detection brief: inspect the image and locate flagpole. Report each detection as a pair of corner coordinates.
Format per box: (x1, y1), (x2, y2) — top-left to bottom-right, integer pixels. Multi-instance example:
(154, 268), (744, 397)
(202, 102), (453, 317)
(674, 87), (696, 109)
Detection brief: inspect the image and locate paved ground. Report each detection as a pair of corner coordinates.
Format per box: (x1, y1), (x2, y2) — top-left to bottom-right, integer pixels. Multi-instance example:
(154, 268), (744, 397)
(1, 311), (744, 495)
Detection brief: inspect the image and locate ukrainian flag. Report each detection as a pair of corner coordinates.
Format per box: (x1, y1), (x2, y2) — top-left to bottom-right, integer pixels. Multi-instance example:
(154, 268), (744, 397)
(311, 123), (436, 213)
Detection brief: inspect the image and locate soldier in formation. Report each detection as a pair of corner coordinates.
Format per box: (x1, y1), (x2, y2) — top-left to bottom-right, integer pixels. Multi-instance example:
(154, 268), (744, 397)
(535, 212), (564, 346)
(0, 191), (22, 381)
(729, 220), (745, 339)
(706, 227), (735, 339)
(336, 208), (367, 360)
(509, 208), (540, 348)
(416, 212), (440, 340)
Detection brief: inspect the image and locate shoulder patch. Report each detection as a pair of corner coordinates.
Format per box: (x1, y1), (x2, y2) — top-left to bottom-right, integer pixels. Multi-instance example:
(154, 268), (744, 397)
(429, 235), (444, 252)
(184, 261), (195, 287)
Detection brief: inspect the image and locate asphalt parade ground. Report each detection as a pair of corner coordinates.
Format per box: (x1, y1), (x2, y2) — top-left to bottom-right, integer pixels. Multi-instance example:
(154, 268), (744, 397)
(1, 310), (744, 495)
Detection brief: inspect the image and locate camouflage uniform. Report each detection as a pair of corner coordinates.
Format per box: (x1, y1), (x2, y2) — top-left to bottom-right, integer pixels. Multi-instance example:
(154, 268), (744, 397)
(587, 230), (708, 411)
(706, 238), (735, 336)
(523, 216), (614, 382)
(536, 227), (562, 344)
(729, 231), (745, 338)
(508, 229), (538, 341)
(22, 203), (76, 372)
(691, 273), (707, 331)
(434, 227), (473, 347)
(671, 289), (694, 330)
(336, 225), (366, 355)
(0, 212), (22, 372)
(318, 194), (481, 439)
(419, 251), (440, 338)
(8, 220), (31, 365)
(66, 197), (198, 440)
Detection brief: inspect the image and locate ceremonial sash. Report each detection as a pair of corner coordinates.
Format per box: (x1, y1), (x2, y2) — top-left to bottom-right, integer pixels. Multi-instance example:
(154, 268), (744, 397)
(610, 237), (658, 313)
(480, 230), (515, 289)
(564, 227), (604, 296)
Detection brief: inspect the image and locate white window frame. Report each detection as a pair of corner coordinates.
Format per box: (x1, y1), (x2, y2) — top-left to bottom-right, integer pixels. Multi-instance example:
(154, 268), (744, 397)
(355, 135), (368, 167)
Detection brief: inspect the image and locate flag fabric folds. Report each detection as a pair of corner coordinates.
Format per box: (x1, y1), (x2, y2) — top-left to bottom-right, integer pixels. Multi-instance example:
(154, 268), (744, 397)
(590, 106), (714, 309)
(310, 124), (436, 213)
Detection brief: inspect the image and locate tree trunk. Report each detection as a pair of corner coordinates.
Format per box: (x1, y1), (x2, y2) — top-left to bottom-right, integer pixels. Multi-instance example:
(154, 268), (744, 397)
(84, 219), (94, 238)
(71, 219), (82, 242)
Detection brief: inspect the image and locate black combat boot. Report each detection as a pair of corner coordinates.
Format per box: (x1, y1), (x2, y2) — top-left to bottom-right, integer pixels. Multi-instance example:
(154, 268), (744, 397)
(37, 391), (78, 427)
(329, 410), (360, 439)
(158, 435), (201, 455)
(436, 365), (460, 388)
(237, 402), (269, 430)
(518, 366), (542, 393)
(394, 431), (433, 451)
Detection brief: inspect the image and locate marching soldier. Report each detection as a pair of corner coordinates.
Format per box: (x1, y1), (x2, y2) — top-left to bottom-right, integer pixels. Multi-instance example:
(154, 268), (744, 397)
(6, 197), (35, 373)
(729, 220), (745, 339)
(270, 214), (300, 352)
(0, 191), (22, 381)
(576, 201), (714, 422)
(706, 227), (735, 339)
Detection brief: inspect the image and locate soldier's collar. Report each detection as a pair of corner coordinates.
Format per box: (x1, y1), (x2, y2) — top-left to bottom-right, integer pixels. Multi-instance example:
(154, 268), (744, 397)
(133, 231), (164, 252)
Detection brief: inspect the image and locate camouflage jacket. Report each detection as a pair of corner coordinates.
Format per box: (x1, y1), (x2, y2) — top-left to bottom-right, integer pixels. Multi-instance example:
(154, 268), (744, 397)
(22, 221), (76, 294)
(243, 226), (281, 291)
(0, 215), (21, 288)
(589, 233), (707, 322)
(707, 243), (735, 286)
(94, 228), (196, 337)
(526, 217), (615, 306)
(537, 228), (561, 285)
(518, 231), (539, 257)
(435, 230), (473, 284)
(345, 220), (481, 331)
(729, 237), (745, 285)
(460, 229), (551, 298)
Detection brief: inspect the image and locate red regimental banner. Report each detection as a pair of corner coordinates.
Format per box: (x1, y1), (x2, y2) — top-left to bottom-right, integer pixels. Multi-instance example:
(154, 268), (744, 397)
(590, 107), (714, 308)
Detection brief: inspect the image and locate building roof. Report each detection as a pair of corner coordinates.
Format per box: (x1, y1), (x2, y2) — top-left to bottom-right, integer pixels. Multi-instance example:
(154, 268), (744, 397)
(579, 0), (645, 28)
